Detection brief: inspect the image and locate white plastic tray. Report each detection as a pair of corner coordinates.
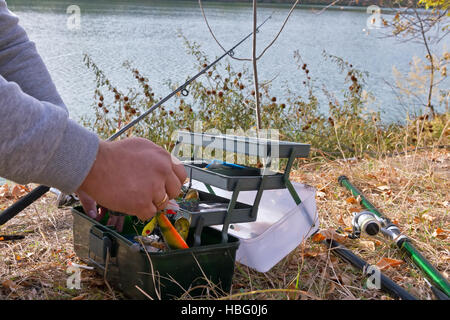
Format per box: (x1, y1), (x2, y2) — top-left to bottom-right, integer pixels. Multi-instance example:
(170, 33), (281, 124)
(188, 181), (319, 273)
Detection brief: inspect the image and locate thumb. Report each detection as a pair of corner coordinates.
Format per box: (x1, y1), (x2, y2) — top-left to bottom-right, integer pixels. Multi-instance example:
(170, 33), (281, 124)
(77, 190), (97, 219)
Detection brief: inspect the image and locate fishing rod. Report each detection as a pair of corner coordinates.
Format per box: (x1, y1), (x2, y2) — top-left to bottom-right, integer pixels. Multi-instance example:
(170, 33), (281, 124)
(0, 14), (273, 227)
(338, 175), (450, 299)
(323, 238), (417, 300)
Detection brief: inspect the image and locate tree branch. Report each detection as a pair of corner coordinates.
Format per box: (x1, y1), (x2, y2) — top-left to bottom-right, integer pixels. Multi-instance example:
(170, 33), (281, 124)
(252, 0), (262, 130)
(198, 0), (251, 61)
(256, 0), (300, 61)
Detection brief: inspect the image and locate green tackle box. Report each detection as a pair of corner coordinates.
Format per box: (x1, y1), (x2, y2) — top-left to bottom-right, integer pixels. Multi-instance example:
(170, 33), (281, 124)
(72, 206), (240, 300)
(72, 132), (311, 299)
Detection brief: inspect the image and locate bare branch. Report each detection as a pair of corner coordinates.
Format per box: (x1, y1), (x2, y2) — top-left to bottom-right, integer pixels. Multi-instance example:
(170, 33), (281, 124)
(252, 0), (262, 130)
(198, 0), (251, 61)
(311, 0), (341, 15)
(256, 0), (300, 61)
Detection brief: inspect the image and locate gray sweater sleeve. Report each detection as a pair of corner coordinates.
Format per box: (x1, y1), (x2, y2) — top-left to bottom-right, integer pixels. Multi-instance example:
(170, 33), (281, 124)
(0, 1), (99, 194)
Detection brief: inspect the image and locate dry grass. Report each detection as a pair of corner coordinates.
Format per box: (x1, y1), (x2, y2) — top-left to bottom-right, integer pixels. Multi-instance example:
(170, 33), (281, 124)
(231, 147), (449, 300)
(0, 148), (448, 300)
(0, 193), (121, 300)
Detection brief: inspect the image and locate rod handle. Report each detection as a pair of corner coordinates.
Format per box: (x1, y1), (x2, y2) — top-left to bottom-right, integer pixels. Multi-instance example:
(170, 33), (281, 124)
(0, 185), (50, 225)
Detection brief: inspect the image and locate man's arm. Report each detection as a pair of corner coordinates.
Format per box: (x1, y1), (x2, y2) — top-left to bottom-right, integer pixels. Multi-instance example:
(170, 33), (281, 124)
(0, 0), (67, 111)
(0, 1), (99, 194)
(0, 1), (187, 222)
(0, 76), (99, 194)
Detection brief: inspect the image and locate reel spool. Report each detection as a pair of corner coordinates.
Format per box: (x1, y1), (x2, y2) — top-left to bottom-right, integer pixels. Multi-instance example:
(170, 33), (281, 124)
(349, 211), (382, 239)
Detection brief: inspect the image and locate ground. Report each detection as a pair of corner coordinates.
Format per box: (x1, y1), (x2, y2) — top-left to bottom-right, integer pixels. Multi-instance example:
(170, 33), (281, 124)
(0, 148), (448, 300)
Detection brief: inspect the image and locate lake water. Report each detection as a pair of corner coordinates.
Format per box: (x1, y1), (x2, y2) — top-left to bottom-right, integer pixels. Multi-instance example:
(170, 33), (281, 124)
(5, 0), (448, 125)
(1, 1), (449, 186)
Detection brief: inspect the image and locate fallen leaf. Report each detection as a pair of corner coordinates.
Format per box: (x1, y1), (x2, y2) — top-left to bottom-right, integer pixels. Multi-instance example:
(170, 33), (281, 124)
(11, 184), (28, 199)
(349, 207), (360, 213)
(2, 279), (17, 291)
(376, 257), (404, 270)
(329, 255), (339, 264)
(377, 185), (390, 191)
(326, 281), (336, 295)
(65, 253), (76, 260)
(346, 197), (358, 204)
(302, 250), (320, 258)
(359, 240), (375, 252)
(311, 233), (326, 242)
(316, 191), (326, 199)
(0, 184), (10, 198)
(71, 293), (87, 300)
(432, 228), (448, 240)
(319, 229), (348, 243)
(406, 197), (416, 203)
(422, 213), (436, 223)
(367, 173), (377, 180)
(373, 239), (383, 247)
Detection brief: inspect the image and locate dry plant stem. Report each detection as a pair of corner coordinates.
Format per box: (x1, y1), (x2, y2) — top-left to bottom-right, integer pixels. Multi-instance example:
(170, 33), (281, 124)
(220, 288), (319, 300)
(312, 0), (341, 15)
(414, 8), (436, 118)
(135, 234), (161, 300)
(199, 0), (300, 63)
(252, 0), (262, 131)
(256, 0), (300, 60)
(135, 285), (154, 300)
(433, 119), (449, 151)
(103, 248), (116, 300)
(198, 0), (250, 62)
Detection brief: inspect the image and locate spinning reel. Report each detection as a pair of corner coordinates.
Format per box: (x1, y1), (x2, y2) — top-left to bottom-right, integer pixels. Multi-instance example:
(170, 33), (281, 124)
(349, 210), (383, 239)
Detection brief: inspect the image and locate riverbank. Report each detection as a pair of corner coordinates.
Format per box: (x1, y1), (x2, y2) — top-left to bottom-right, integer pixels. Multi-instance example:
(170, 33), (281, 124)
(0, 147), (448, 300)
(184, 0), (410, 8)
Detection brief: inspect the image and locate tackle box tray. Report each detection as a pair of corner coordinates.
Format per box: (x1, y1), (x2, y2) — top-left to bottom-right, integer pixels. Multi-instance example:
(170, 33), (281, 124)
(72, 206), (239, 300)
(175, 131), (311, 159)
(183, 161), (286, 191)
(179, 189), (255, 227)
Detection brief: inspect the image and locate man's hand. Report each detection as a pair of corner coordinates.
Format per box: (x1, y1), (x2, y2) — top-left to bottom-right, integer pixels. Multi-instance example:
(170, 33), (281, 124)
(77, 137), (187, 222)
(77, 190), (125, 232)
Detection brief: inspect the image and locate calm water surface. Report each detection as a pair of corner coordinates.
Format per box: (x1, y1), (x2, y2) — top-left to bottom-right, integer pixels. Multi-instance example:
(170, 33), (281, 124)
(6, 0), (448, 124)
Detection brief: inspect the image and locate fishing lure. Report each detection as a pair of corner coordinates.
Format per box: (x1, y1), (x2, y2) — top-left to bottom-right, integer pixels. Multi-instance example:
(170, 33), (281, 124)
(156, 212), (189, 250)
(141, 216), (157, 236)
(141, 200), (189, 250)
(183, 189), (199, 201)
(173, 211), (191, 241)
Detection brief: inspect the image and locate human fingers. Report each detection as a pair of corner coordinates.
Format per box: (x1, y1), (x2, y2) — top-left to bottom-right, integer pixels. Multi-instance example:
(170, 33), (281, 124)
(97, 206), (107, 222)
(77, 190), (97, 219)
(107, 215), (118, 227)
(165, 172), (182, 199)
(171, 154), (187, 184)
(153, 189), (170, 211)
(115, 216), (125, 233)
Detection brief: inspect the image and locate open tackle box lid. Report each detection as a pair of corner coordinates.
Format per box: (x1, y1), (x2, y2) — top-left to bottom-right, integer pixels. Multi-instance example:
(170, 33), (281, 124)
(172, 131), (318, 272)
(190, 180), (318, 272)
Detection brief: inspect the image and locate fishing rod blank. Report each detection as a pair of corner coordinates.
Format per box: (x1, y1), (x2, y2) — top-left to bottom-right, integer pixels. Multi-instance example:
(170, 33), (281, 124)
(338, 175), (450, 298)
(324, 239), (417, 300)
(0, 15), (273, 226)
